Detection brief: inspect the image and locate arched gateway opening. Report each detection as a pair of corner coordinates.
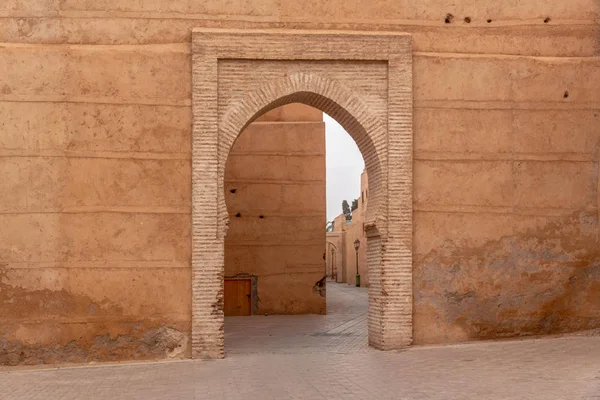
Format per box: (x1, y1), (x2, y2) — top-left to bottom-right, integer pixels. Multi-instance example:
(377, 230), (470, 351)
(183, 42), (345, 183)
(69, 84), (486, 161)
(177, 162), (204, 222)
(191, 29), (413, 358)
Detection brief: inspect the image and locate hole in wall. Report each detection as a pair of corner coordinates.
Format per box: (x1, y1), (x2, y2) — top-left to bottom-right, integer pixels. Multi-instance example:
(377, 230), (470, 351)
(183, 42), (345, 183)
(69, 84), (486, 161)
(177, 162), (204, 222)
(230, 189), (237, 194)
(259, 215), (264, 219)
(445, 13), (454, 23)
(235, 212), (241, 218)
(563, 90), (569, 99)
(464, 17), (471, 23)
(487, 19), (492, 23)
(544, 17), (551, 23)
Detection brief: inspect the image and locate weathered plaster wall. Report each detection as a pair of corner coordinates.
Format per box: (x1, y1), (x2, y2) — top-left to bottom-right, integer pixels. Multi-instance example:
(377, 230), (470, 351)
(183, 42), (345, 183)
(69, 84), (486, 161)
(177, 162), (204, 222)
(331, 214), (349, 283)
(224, 105), (326, 315)
(342, 211), (368, 287)
(326, 232), (343, 280)
(0, 1), (597, 57)
(0, 0), (598, 363)
(345, 171), (369, 287)
(413, 106), (600, 343)
(412, 55), (600, 344)
(0, 43), (193, 365)
(328, 170), (370, 287)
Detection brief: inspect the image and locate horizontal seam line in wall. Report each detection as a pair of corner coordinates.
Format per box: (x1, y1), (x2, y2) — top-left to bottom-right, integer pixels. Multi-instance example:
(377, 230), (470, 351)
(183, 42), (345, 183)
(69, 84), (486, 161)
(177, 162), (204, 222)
(0, 41), (191, 51)
(0, 98), (190, 107)
(0, 99), (189, 107)
(1, 260), (188, 265)
(414, 102), (600, 110)
(2, 317), (192, 323)
(2, 259), (184, 262)
(0, 14), (597, 25)
(0, 266), (191, 269)
(0, 210), (190, 214)
(413, 204), (598, 209)
(0, 153), (191, 161)
(413, 51), (600, 60)
(225, 242), (323, 246)
(415, 106), (600, 111)
(57, 11), (281, 21)
(284, 264), (327, 267)
(413, 209), (596, 216)
(228, 153), (325, 157)
(243, 271), (324, 277)
(0, 102), (594, 111)
(1, 44), (598, 59)
(225, 214), (324, 217)
(0, 259), (189, 269)
(224, 180), (324, 184)
(2, 263), (192, 271)
(251, 121), (324, 124)
(414, 157), (595, 162)
(412, 256), (594, 264)
(2, 155), (594, 163)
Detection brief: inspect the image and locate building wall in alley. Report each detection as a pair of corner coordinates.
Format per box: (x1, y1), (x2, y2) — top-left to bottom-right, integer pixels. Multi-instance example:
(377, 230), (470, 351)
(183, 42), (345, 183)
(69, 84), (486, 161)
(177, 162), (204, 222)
(327, 170), (370, 288)
(0, 0), (598, 364)
(344, 171), (369, 287)
(224, 105), (326, 315)
(326, 231), (343, 281)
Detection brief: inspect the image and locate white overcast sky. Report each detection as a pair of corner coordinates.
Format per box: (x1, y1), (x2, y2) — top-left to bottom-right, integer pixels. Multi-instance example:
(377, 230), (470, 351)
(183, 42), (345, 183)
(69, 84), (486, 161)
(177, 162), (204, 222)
(324, 114), (364, 221)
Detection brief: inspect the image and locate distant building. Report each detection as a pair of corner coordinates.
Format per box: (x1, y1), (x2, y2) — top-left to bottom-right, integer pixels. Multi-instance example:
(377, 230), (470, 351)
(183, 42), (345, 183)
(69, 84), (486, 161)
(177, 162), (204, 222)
(327, 170), (369, 287)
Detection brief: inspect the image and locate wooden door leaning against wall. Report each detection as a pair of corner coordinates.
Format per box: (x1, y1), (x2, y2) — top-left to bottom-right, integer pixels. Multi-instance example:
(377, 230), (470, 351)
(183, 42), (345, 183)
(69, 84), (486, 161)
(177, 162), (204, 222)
(224, 278), (252, 316)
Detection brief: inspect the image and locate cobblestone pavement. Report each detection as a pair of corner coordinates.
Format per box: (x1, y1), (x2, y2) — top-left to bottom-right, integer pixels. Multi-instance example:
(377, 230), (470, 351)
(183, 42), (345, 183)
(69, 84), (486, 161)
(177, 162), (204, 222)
(1, 282), (599, 400)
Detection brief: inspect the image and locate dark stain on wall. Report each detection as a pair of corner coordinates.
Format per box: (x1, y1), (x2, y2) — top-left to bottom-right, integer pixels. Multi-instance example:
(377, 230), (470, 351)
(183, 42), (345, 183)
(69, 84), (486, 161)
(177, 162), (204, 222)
(0, 268), (190, 365)
(414, 212), (600, 343)
(0, 325), (189, 366)
(313, 276), (327, 298)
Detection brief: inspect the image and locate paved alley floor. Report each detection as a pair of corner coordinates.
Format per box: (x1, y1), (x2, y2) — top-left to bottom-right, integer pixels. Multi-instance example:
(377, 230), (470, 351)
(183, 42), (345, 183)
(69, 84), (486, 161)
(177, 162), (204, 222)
(225, 280), (369, 355)
(1, 282), (599, 400)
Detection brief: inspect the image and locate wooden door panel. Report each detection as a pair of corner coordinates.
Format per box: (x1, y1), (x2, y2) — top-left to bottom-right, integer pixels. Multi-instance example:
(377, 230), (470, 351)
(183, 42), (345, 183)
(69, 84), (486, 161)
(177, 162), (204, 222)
(224, 279), (251, 316)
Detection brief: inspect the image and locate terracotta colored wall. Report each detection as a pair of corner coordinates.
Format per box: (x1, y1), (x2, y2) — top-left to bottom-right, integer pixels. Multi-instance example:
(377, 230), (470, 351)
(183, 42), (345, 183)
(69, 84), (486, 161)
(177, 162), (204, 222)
(330, 214), (349, 282)
(0, 0), (598, 364)
(326, 232), (343, 280)
(327, 170), (369, 287)
(345, 171), (369, 287)
(224, 105), (326, 315)
(0, 44), (193, 364)
(414, 104), (600, 343)
(343, 213), (367, 287)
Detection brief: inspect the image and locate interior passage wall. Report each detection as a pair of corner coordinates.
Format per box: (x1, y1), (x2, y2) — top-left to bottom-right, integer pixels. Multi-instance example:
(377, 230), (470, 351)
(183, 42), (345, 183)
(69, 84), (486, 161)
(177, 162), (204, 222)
(224, 105), (326, 315)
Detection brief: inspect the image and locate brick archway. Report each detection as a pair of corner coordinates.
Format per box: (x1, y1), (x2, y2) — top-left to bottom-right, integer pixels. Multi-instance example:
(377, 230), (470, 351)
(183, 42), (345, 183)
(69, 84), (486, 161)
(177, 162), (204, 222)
(218, 73), (385, 236)
(191, 29), (413, 358)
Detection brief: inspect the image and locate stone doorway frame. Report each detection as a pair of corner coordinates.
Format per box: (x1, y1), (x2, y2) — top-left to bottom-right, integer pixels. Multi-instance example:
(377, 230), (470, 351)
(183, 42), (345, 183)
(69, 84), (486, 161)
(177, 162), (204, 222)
(191, 28), (413, 358)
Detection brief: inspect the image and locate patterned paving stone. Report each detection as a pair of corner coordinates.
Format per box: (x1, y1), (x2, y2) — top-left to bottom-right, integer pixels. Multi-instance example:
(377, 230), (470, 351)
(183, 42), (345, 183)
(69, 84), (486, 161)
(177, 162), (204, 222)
(225, 281), (369, 355)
